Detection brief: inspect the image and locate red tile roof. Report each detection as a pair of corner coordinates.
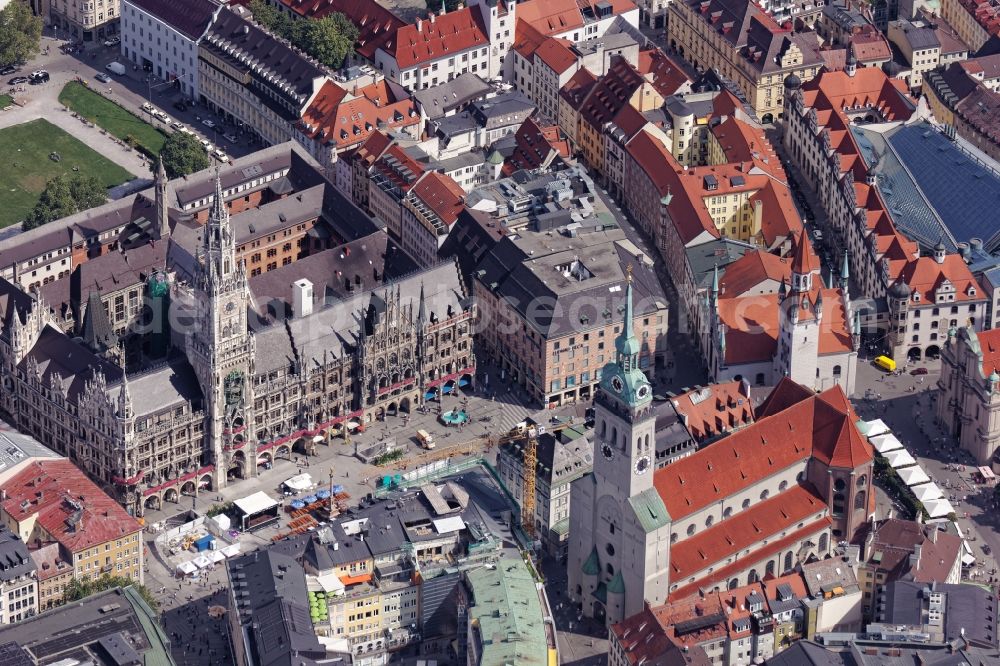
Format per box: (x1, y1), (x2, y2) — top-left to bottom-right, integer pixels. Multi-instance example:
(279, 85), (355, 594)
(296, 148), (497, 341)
(669, 484), (830, 589)
(504, 117), (571, 174)
(670, 381), (755, 443)
(790, 231), (818, 276)
(384, 8), (488, 69)
(718, 250), (791, 297)
(637, 48), (691, 98)
(975, 329), (1000, 376)
(851, 33), (893, 63)
(516, 0), (638, 35)
(654, 383), (870, 520)
(579, 56), (646, 130)
(535, 36), (578, 74)
(512, 18), (548, 60)
(2, 460), (142, 553)
(411, 171), (465, 226)
(276, 0), (405, 61)
(559, 67), (598, 108)
(709, 116), (786, 181)
(298, 80), (420, 151)
(890, 254), (983, 304)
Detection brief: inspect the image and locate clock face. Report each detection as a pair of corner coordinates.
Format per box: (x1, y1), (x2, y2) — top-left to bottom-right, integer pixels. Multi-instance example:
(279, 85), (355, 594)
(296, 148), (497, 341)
(634, 456), (650, 475)
(636, 384), (651, 400)
(601, 442), (615, 461)
(226, 301), (236, 313)
(611, 375), (624, 393)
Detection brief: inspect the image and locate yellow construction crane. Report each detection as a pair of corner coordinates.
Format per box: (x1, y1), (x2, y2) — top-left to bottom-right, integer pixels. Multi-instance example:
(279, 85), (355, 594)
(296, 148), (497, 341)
(522, 426), (538, 538)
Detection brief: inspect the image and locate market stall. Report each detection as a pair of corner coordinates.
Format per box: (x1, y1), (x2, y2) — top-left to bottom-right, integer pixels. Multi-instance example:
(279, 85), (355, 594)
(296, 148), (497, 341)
(233, 491), (280, 531)
(896, 465), (931, 486)
(870, 433), (904, 454)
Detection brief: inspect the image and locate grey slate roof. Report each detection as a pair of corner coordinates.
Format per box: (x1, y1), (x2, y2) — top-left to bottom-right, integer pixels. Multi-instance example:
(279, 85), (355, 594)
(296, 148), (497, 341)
(412, 73), (493, 119)
(253, 261), (466, 373)
(203, 8), (326, 117)
(855, 121), (1000, 252)
(22, 326), (123, 402)
(0, 527), (34, 583)
(475, 225), (666, 338)
(127, 0), (221, 41)
(0, 587), (173, 665)
(228, 549), (327, 666)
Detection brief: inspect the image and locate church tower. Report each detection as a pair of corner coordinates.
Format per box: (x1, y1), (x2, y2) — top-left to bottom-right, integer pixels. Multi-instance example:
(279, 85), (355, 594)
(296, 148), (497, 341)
(186, 170), (256, 488)
(568, 266), (670, 626)
(775, 233), (821, 388)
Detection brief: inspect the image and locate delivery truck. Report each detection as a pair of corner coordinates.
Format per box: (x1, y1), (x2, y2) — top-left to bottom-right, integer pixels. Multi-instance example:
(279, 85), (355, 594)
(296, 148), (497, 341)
(106, 61), (126, 75)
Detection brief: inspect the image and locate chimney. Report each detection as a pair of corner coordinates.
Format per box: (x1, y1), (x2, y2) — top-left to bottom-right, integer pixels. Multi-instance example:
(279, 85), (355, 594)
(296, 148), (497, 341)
(292, 279), (314, 319)
(417, 17), (423, 31)
(928, 526), (939, 543)
(429, 11), (436, 23)
(910, 543), (923, 570)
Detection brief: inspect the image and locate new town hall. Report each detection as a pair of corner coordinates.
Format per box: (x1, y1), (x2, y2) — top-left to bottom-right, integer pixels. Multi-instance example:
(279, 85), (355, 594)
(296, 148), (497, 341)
(0, 148), (475, 517)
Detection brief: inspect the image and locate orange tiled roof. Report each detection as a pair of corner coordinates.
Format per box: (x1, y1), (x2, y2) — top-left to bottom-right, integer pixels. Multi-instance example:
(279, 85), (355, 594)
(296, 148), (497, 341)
(411, 171), (465, 226)
(559, 67), (598, 107)
(579, 57), (646, 130)
(976, 328), (1000, 376)
(512, 18), (548, 60)
(297, 80), (419, 151)
(670, 380), (755, 442)
(2, 460), (142, 554)
(504, 116), (571, 175)
(891, 254), (983, 304)
(709, 116), (786, 181)
(535, 35), (578, 74)
(637, 48), (691, 98)
(718, 250), (791, 297)
(669, 484), (829, 583)
(384, 8), (489, 68)
(654, 383), (870, 520)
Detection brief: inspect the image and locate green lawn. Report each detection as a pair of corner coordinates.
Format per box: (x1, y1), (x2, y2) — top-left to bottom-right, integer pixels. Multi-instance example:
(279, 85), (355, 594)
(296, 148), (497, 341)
(58, 81), (167, 156)
(0, 118), (133, 229)
(0, 95), (12, 110)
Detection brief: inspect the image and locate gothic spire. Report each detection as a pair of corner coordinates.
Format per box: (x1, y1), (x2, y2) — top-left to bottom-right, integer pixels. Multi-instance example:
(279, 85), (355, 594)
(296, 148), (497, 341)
(155, 157), (170, 239)
(117, 368), (133, 420)
(711, 263), (719, 300)
(840, 250), (850, 288)
(417, 282), (426, 323)
(80, 291), (117, 355)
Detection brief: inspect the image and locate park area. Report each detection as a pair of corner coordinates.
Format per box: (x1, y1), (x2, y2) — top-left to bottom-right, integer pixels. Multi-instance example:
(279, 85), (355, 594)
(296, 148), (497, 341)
(58, 81), (167, 157)
(0, 118), (132, 228)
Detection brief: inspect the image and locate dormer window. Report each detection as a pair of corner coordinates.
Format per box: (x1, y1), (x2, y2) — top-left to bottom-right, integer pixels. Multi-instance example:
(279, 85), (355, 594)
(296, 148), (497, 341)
(912, 292), (920, 302)
(969, 286), (977, 297)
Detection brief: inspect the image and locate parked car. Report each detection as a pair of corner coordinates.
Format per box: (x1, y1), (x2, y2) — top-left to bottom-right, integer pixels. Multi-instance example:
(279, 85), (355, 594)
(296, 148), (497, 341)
(0, 65), (16, 76)
(223, 133), (238, 143)
(910, 367), (929, 376)
(173, 100), (188, 112)
(169, 121), (184, 131)
(213, 150), (230, 162)
(29, 71), (49, 84)
(8, 76), (28, 85)
(141, 102), (154, 112)
(103, 36), (121, 47)
(201, 119), (216, 128)
(95, 72), (112, 83)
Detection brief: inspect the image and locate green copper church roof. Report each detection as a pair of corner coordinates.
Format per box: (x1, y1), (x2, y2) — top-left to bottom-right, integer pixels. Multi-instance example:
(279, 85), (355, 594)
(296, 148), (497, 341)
(607, 570), (626, 595)
(582, 546), (600, 576)
(629, 488), (671, 533)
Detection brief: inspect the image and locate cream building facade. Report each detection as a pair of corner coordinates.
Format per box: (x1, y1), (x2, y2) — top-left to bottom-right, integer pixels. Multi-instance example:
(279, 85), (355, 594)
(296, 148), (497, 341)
(937, 326), (1000, 465)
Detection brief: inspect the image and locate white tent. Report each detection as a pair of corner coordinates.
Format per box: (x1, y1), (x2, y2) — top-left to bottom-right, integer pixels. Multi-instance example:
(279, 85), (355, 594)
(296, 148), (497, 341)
(193, 554), (212, 569)
(871, 433), (904, 454)
(886, 449), (917, 469)
(209, 550), (226, 563)
(911, 483), (944, 502)
(313, 572), (346, 595)
(221, 543), (241, 558)
(923, 498), (956, 519)
(210, 513), (231, 532)
(176, 560), (197, 575)
(283, 473), (314, 492)
(861, 419), (891, 438)
(897, 465), (931, 486)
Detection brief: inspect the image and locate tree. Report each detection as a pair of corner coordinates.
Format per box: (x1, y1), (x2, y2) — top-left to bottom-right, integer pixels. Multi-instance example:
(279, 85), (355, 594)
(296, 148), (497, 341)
(248, 0), (358, 69)
(160, 131), (210, 179)
(299, 16), (358, 69)
(64, 575), (159, 612)
(24, 174), (107, 230)
(424, 0), (463, 14)
(0, 2), (42, 69)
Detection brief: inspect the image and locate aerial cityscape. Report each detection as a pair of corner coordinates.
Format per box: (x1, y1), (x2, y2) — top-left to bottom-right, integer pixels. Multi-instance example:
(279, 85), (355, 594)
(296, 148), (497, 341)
(2, 0), (1000, 663)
